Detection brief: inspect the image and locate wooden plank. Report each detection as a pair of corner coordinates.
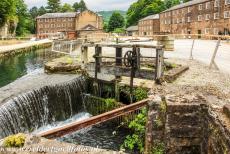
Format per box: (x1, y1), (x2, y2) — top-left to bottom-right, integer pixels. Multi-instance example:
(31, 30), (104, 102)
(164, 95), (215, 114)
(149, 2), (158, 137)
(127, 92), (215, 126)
(82, 43), (163, 49)
(38, 98), (150, 139)
(100, 65), (156, 80)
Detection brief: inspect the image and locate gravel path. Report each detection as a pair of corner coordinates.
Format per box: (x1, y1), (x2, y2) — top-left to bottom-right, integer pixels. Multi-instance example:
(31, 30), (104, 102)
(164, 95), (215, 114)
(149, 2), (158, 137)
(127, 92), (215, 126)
(151, 58), (230, 109)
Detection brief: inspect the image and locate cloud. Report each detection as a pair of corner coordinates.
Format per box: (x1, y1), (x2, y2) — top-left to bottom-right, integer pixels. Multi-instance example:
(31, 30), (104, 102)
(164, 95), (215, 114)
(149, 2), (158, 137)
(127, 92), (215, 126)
(24, 0), (137, 11)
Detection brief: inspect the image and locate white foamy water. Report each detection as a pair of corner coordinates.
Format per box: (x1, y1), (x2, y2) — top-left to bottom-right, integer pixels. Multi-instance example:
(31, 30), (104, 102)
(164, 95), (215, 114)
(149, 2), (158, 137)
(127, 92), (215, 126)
(33, 112), (92, 135)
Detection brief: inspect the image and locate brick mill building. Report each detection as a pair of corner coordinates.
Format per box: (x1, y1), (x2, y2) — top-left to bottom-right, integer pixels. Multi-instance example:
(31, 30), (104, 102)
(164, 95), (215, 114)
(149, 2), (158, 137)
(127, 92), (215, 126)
(36, 10), (103, 39)
(138, 14), (160, 36)
(160, 0), (230, 36)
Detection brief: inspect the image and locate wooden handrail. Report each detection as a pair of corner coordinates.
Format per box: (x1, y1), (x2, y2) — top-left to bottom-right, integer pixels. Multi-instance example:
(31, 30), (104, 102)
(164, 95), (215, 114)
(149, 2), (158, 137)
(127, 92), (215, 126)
(39, 98), (150, 139)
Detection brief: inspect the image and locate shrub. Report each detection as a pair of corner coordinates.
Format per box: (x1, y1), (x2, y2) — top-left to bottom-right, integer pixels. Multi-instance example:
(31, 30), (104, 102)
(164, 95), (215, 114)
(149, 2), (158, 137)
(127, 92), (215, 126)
(121, 108), (147, 153)
(4, 133), (26, 148)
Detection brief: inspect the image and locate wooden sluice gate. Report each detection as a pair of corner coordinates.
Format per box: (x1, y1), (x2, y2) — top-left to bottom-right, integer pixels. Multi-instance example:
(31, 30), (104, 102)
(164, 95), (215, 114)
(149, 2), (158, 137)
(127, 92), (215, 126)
(39, 42), (165, 139)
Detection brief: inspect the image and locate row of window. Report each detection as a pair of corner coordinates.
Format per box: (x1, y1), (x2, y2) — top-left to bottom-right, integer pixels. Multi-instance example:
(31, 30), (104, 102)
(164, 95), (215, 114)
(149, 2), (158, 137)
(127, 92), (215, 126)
(37, 18), (74, 22)
(39, 23), (74, 28)
(139, 26), (153, 30)
(139, 20), (153, 25)
(181, 28), (219, 34)
(162, 0), (230, 17)
(162, 11), (230, 24)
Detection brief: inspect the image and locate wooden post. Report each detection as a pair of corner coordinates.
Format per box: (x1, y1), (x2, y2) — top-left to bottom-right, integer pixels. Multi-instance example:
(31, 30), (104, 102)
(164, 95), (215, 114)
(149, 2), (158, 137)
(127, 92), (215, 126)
(209, 38), (221, 70)
(115, 47), (122, 79)
(51, 41), (54, 51)
(137, 48), (141, 69)
(69, 41), (73, 55)
(155, 47), (164, 82)
(189, 39), (195, 60)
(81, 46), (88, 67)
(95, 45), (102, 79)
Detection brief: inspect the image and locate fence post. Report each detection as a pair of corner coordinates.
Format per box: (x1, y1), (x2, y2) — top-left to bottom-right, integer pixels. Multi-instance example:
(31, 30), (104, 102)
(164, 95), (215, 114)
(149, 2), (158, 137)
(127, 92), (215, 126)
(155, 46), (164, 83)
(115, 47), (122, 79)
(69, 41), (73, 55)
(51, 41), (54, 51)
(209, 38), (221, 70)
(189, 39), (195, 60)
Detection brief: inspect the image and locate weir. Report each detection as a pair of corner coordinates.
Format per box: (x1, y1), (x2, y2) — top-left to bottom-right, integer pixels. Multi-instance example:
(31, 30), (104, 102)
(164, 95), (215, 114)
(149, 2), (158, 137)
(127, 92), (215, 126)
(0, 77), (87, 138)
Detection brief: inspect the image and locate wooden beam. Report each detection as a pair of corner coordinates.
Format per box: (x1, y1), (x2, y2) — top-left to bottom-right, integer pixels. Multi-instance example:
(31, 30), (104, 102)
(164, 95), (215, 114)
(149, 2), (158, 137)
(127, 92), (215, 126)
(38, 98), (149, 139)
(99, 65), (156, 80)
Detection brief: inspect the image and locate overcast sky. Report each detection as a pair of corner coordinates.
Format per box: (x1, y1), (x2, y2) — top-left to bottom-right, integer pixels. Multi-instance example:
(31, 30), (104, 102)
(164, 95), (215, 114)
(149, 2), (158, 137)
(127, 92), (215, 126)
(24, 0), (137, 11)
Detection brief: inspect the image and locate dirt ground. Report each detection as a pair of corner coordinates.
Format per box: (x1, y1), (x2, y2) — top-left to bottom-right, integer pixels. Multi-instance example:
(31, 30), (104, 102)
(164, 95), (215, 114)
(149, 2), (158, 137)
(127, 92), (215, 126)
(150, 58), (230, 110)
(0, 40), (26, 46)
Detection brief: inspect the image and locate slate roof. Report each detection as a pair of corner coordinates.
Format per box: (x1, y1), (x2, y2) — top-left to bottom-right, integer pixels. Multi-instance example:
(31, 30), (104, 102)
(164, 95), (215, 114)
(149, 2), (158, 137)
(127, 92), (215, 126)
(139, 14), (159, 21)
(162, 0), (209, 12)
(37, 12), (78, 19)
(126, 26), (138, 31)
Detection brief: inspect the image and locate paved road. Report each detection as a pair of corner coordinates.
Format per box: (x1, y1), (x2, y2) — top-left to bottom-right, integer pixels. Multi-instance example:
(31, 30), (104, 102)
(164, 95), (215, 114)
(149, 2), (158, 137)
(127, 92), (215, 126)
(164, 39), (230, 74)
(0, 39), (52, 53)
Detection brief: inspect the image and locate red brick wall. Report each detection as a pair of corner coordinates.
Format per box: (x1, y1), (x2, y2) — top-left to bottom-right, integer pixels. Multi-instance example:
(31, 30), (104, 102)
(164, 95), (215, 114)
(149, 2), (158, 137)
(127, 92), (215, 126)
(160, 0), (230, 36)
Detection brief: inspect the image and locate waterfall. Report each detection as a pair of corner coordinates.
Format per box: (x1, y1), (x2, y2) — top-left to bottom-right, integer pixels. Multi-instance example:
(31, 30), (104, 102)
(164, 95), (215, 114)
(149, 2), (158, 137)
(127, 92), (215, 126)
(0, 76), (87, 139)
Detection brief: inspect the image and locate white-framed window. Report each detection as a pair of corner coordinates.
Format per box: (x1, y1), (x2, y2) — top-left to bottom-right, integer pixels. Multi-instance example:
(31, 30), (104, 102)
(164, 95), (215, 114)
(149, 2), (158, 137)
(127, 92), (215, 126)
(214, 12), (220, 19)
(224, 11), (230, 18)
(199, 4), (203, 10)
(177, 18), (180, 23)
(205, 14), (210, 20)
(168, 12), (171, 16)
(164, 20), (167, 24)
(214, 0), (220, 7)
(206, 2), (211, 9)
(182, 17), (185, 23)
(225, 0), (230, 5)
(205, 28), (210, 34)
(198, 15), (202, 21)
(214, 28), (219, 35)
(177, 10), (179, 14)
(187, 17), (191, 22)
(188, 7), (191, 12)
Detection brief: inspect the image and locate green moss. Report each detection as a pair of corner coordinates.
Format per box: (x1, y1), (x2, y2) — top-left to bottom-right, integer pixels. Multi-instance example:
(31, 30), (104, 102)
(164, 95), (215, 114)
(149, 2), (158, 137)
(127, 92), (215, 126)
(152, 142), (165, 154)
(3, 133), (26, 148)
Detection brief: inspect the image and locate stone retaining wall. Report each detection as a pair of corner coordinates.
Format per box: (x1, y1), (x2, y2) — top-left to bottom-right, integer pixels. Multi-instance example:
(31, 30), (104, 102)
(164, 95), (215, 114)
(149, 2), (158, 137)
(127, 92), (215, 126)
(146, 95), (230, 154)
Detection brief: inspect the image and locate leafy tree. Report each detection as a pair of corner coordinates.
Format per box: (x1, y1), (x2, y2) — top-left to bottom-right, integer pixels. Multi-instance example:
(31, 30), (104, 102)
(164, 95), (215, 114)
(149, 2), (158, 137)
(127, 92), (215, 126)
(61, 3), (74, 12)
(126, 0), (165, 27)
(16, 0), (30, 36)
(108, 11), (125, 32)
(73, 2), (79, 12)
(78, 0), (87, 12)
(38, 6), (47, 15)
(163, 0), (180, 9)
(46, 0), (61, 13)
(0, 0), (17, 27)
(29, 7), (39, 19)
(73, 0), (87, 12)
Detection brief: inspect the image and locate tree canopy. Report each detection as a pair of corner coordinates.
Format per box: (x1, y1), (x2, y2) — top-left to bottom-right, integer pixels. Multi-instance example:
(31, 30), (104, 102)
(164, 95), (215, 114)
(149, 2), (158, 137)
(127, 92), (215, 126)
(108, 11), (125, 32)
(73, 0), (87, 12)
(46, 0), (61, 13)
(61, 3), (74, 12)
(0, 0), (17, 27)
(126, 0), (191, 27)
